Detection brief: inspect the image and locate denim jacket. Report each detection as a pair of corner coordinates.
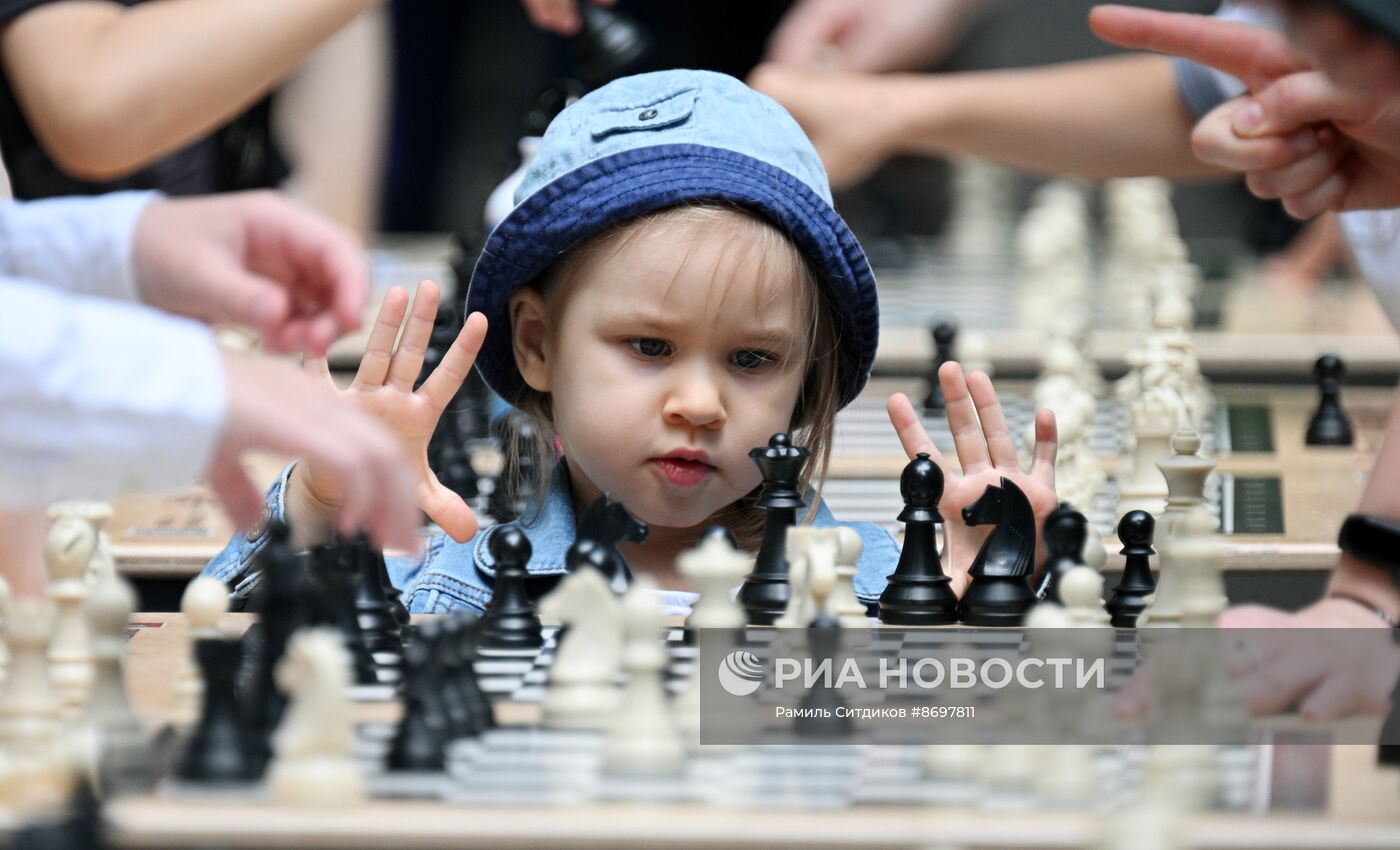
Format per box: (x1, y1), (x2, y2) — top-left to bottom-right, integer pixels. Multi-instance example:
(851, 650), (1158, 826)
(203, 462), (901, 614)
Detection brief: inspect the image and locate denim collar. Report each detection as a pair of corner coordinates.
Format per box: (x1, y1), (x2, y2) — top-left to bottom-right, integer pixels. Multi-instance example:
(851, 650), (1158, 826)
(470, 460), (856, 581)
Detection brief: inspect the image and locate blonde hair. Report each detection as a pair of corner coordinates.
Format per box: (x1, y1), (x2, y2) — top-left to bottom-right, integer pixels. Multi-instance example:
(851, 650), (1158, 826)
(500, 201), (843, 552)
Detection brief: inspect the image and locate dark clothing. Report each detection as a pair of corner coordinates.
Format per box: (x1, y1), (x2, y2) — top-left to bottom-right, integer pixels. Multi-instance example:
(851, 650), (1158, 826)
(0, 0), (287, 199)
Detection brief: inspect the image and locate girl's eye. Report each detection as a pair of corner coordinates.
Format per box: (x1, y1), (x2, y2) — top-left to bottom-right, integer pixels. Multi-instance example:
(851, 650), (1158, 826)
(731, 349), (778, 371)
(627, 338), (671, 358)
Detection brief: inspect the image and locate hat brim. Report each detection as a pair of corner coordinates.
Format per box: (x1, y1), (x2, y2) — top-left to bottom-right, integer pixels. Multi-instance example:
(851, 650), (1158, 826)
(466, 143), (878, 409)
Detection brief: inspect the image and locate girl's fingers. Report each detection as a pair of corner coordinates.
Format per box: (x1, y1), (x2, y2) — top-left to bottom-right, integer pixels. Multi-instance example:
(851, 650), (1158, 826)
(418, 312), (488, 412)
(417, 469), (479, 544)
(385, 280), (442, 392)
(965, 370), (1019, 470)
(887, 392), (953, 474)
(1029, 408), (1058, 486)
(352, 286), (410, 390)
(939, 361), (990, 475)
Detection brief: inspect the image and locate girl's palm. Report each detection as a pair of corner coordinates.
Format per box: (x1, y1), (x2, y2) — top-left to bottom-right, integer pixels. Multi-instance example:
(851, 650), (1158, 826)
(887, 363), (1058, 594)
(302, 280), (488, 543)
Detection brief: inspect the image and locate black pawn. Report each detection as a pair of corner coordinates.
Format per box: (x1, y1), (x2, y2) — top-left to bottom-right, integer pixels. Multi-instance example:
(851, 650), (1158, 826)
(242, 519), (300, 766)
(480, 524), (545, 650)
(795, 609), (853, 738)
(923, 322), (956, 413)
(1106, 511), (1156, 628)
(178, 637), (262, 783)
(879, 453), (957, 625)
(1035, 503), (1090, 604)
(436, 616), (479, 740)
(386, 621), (449, 772)
(307, 543), (380, 686)
(348, 536), (405, 684)
(737, 433), (811, 625)
(572, 4), (652, 88)
(1305, 354), (1354, 446)
(453, 611), (496, 732)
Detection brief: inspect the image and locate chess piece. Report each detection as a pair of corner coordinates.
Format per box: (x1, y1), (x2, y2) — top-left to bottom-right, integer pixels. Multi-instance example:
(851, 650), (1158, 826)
(306, 543), (379, 686)
(829, 527), (870, 627)
(176, 626), (262, 784)
(1116, 393), (1176, 518)
(348, 535), (404, 683)
(436, 615), (485, 741)
(879, 453), (957, 625)
(75, 571), (153, 796)
(737, 433), (810, 624)
(775, 526), (814, 629)
(1156, 429), (1215, 542)
(539, 569), (624, 729)
(267, 629), (364, 805)
(45, 515), (97, 710)
(1305, 353), (1354, 446)
(386, 621), (449, 772)
(450, 612), (495, 734)
(603, 577), (683, 775)
(566, 494), (648, 595)
(1107, 511), (1156, 628)
(957, 479), (1038, 626)
(174, 577), (229, 719)
(1060, 566), (1111, 628)
(678, 526), (750, 633)
(480, 524), (545, 650)
(923, 322), (956, 412)
(794, 560), (853, 738)
(242, 520), (300, 766)
(1034, 503), (1089, 604)
(0, 599), (70, 811)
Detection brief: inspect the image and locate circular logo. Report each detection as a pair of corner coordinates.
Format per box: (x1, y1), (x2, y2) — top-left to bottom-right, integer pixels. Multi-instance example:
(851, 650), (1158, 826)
(717, 650), (765, 696)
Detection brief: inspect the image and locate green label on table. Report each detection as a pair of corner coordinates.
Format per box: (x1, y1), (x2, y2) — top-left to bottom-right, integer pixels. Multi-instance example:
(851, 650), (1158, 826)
(1230, 475), (1284, 535)
(1227, 404), (1274, 453)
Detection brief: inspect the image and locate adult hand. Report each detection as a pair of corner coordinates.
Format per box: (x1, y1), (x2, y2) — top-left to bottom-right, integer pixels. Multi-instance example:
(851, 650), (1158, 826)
(1091, 4), (1400, 216)
(749, 63), (910, 188)
(132, 191), (369, 357)
(767, 0), (985, 74)
(213, 350), (418, 552)
(294, 279), (488, 544)
(519, 0), (615, 36)
(887, 362), (1058, 592)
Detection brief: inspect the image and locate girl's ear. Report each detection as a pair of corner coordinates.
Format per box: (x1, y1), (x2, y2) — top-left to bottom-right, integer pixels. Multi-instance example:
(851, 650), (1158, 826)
(509, 287), (551, 392)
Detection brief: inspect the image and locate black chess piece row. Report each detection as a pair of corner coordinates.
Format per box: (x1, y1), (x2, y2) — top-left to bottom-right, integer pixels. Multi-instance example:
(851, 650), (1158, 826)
(179, 521), (412, 786)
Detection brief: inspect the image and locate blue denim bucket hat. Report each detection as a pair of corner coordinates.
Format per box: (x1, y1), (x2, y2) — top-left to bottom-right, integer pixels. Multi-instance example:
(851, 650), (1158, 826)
(466, 68), (879, 409)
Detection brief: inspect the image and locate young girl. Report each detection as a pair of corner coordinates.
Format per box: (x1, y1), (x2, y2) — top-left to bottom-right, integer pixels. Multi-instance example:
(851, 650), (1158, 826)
(204, 69), (1059, 613)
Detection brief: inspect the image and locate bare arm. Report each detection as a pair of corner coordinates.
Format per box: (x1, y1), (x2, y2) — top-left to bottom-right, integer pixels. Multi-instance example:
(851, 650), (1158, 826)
(892, 54), (1217, 179)
(753, 53), (1221, 188)
(0, 0), (380, 180)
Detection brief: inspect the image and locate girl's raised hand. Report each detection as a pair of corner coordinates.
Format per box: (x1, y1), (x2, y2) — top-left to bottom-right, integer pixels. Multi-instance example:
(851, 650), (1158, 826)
(298, 279), (488, 543)
(887, 362), (1058, 593)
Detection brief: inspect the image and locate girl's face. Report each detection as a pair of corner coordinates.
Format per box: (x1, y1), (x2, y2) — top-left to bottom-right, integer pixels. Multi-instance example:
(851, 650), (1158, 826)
(509, 212), (811, 532)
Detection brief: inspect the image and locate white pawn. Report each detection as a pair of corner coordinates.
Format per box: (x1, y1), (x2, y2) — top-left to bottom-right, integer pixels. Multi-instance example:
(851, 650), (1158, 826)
(829, 527), (870, 627)
(539, 569), (623, 729)
(0, 599), (70, 810)
(1060, 567), (1112, 628)
(678, 531), (750, 632)
(775, 527), (814, 628)
(73, 571), (151, 795)
(174, 577), (230, 719)
(604, 576), (683, 776)
(268, 629), (364, 806)
(46, 515), (97, 710)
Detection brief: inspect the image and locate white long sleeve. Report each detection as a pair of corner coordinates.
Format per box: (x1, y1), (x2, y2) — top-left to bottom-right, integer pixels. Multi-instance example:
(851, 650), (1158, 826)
(0, 279), (226, 507)
(0, 191), (156, 303)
